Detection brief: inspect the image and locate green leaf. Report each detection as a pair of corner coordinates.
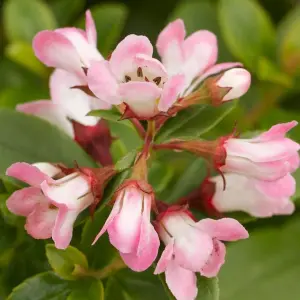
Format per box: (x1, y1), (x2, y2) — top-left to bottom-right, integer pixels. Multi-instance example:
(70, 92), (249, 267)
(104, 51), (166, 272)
(0, 109), (95, 176)
(293, 168), (300, 201)
(5, 42), (48, 76)
(106, 268), (170, 300)
(277, 4), (300, 75)
(149, 162), (174, 195)
(155, 102), (236, 143)
(3, 0), (57, 43)
(219, 215), (300, 300)
(46, 244), (88, 280)
(115, 149), (138, 172)
(7, 272), (70, 300)
(196, 276), (219, 300)
(218, 0), (275, 70)
(67, 278), (104, 300)
(77, 4), (128, 57)
(170, 0), (232, 61)
(50, 0), (85, 26)
(80, 171), (129, 269)
(165, 158), (206, 203)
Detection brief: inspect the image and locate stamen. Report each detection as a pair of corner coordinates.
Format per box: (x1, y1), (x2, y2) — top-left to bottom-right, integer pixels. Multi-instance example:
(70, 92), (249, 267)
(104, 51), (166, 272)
(125, 75), (131, 82)
(144, 76), (149, 82)
(137, 67), (143, 77)
(153, 77), (161, 85)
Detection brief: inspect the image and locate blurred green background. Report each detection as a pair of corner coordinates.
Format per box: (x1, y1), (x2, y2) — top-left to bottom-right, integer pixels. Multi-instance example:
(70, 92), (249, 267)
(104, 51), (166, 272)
(0, 0), (300, 299)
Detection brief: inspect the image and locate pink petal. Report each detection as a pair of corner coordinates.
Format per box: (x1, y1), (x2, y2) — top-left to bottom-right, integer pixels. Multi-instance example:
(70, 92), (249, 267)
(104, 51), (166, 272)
(182, 30), (218, 85)
(165, 260), (198, 300)
(40, 173), (91, 210)
(56, 28), (102, 67)
(17, 100), (74, 137)
(85, 10), (97, 46)
(254, 121), (298, 142)
(25, 204), (58, 239)
(156, 19), (185, 59)
(110, 34), (153, 81)
(255, 174), (296, 199)
(92, 196), (122, 245)
(107, 188), (143, 253)
(50, 69), (110, 126)
(201, 240), (226, 278)
(119, 82), (161, 118)
(217, 68), (251, 101)
(52, 207), (79, 249)
(6, 187), (47, 217)
(158, 74), (185, 111)
(33, 30), (84, 77)
(32, 163), (61, 178)
(154, 239), (175, 274)
(196, 218), (249, 241)
(6, 162), (51, 187)
(277, 200), (295, 215)
(87, 60), (121, 105)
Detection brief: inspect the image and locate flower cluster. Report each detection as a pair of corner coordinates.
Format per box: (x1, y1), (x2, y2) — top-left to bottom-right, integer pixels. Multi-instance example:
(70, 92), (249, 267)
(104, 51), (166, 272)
(5, 10), (299, 300)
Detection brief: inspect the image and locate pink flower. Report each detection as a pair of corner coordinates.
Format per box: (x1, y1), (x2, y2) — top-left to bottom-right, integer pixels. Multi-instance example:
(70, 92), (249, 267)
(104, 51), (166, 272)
(6, 162), (94, 249)
(154, 208), (248, 300)
(87, 35), (185, 118)
(222, 121), (300, 181)
(33, 10), (102, 80)
(156, 19), (251, 101)
(204, 173), (296, 217)
(17, 69), (111, 137)
(93, 181), (160, 271)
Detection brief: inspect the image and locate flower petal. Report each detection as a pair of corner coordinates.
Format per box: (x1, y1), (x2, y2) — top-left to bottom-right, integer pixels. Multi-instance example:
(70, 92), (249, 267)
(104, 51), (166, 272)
(156, 19), (185, 75)
(119, 82), (161, 118)
(182, 30), (218, 86)
(85, 10), (97, 46)
(17, 100), (74, 137)
(6, 162), (51, 187)
(33, 30), (84, 77)
(201, 240), (226, 278)
(110, 34), (153, 81)
(165, 260), (198, 300)
(25, 204), (57, 239)
(52, 207), (79, 249)
(154, 239), (175, 274)
(32, 163), (61, 178)
(50, 69), (110, 126)
(158, 74), (185, 111)
(87, 60), (121, 105)
(41, 173), (91, 210)
(196, 218), (249, 241)
(6, 187), (47, 216)
(217, 68), (251, 101)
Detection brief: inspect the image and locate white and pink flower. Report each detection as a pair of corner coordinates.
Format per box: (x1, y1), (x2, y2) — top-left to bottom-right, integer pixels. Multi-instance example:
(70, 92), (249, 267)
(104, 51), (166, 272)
(6, 162), (94, 249)
(206, 173), (296, 217)
(154, 208), (248, 300)
(93, 181), (160, 272)
(222, 121), (300, 181)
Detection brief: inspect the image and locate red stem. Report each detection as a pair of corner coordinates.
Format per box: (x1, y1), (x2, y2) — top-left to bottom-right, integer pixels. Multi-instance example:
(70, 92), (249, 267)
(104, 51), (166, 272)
(130, 118), (146, 139)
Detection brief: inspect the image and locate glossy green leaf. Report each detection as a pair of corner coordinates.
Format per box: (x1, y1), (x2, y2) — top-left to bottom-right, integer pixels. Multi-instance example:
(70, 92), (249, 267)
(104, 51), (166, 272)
(50, 0), (85, 26)
(219, 215), (300, 300)
(3, 0), (57, 43)
(155, 102), (236, 143)
(149, 162), (174, 195)
(7, 272), (70, 300)
(0, 109), (96, 176)
(218, 0), (275, 70)
(196, 276), (219, 300)
(115, 149), (138, 172)
(170, 0), (232, 61)
(105, 268), (170, 300)
(46, 244), (88, 280)
(80, 171), (129, 269)
(277, 5), (300, 75)
(77, 4), (128, 57)
(5, 42), (48, 76)
(67, 278), (104, 300)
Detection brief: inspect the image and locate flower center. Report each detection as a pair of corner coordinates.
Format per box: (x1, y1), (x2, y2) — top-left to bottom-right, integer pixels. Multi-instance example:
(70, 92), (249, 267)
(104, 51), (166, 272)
(124, 67), (165, 88)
